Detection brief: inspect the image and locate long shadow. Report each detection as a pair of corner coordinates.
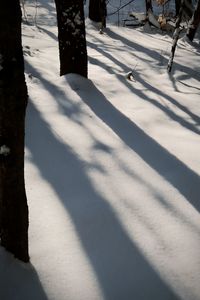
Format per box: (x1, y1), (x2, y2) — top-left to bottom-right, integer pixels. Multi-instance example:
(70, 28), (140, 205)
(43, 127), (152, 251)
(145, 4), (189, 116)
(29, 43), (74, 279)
(178, 80), (200, 91)
(0, 248), (48, 300)
(105, 28), (200, 80)
(137, 73), (200, 129)
(87, 38), (154, 67)
(177, 40), (200, 54)
(88, 36), (200, 128)
(26, 101), (179, 300)
(114, 151), (200, 235)
(25, 60), (83, 120)
(89, 28), (200, 85)
(26, 45), (200, 135)
(67, 76), (200, 213)
(37, 26), (57, 41)
(104, 28), (168, 66)
(104, 28), (200, 93)
(25, 60), (64, 99)
(26, 59), (199, 235)
(88, 47), (200, 135)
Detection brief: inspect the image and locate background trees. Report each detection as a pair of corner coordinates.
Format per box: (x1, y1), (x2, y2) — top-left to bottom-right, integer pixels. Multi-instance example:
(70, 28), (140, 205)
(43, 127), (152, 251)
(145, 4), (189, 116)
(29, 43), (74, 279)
(89, 0), (107, 29)
(0, 0), (199, 263)
(145, 0), (153, 14)
(0, 0), (29, 262)
(187, 0), (200, 41)
(54, 0), (88, 77)
(175, 0), (181, 15)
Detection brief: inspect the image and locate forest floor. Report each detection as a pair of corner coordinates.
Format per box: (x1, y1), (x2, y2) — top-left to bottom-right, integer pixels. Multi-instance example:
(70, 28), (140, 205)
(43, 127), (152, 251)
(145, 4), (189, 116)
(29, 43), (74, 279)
(1, 0), (200, 299)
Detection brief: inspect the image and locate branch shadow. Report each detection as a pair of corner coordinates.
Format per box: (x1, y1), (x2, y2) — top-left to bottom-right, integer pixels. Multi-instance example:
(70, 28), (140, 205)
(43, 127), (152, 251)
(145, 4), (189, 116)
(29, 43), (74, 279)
(137, 73), (200, 128)
(178, 80), (200, 91)
(25, 58), (200, 214)
(0, 248), (48, 300)
(105, 27), (168, 66)
(66, 75), (200, 213)
(25, 59), (200, 236)
(105, 27), (200, 81)
(88, 46), (200, 135)
(25, 34), (200, 136)
(37, 26), (58, 41)
(25, 101), (179, 300)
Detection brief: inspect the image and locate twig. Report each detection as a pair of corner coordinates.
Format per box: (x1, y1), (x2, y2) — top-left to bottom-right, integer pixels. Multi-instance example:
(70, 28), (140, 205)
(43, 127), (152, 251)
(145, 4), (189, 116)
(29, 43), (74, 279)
(107, 0), (135, 16)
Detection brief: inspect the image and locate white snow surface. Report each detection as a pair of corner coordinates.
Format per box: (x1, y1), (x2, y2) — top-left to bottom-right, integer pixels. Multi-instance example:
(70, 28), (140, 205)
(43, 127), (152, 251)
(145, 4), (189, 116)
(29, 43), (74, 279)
(1, 0), (200, 299)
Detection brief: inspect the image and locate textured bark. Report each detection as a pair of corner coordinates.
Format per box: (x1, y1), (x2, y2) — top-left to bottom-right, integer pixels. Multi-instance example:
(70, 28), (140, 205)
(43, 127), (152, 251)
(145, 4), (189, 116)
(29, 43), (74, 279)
(54, 0), (88, 77)
(0, 0), (29, 262)
(186, 0), (200, 41)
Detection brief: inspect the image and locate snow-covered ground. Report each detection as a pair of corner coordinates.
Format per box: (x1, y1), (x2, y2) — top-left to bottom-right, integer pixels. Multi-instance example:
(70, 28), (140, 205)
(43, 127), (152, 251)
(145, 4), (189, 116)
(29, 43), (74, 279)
(1, 0), (200, 299)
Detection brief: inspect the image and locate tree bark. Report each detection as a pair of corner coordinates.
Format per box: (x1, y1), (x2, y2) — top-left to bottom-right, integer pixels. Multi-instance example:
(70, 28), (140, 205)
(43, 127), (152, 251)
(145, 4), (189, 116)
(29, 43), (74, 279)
(186, 0), (200, 41)
(54, 0), (88, 77)
(145, 0), (153, 15)
(176, 0), (193, 18)
(167, 0), (184, 72)
(89, 0), (107, 27)
(175, 0), (181, 16)
(0, 1), (29, 262)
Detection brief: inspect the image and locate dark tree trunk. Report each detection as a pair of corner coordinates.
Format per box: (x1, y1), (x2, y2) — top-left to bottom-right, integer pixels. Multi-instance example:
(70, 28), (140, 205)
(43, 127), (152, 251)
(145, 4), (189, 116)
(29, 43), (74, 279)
(0, 1), (29, 262)
(176, 0), (193, 18)
(167, 1), (184, 72)
(89, 0), (107, 27)
(184, 0), (193, 18)
(175, 0), (181, 16)
(145, 0), (153, 15)
(54, 0), (88, 77)
(186, 0), (200, 41)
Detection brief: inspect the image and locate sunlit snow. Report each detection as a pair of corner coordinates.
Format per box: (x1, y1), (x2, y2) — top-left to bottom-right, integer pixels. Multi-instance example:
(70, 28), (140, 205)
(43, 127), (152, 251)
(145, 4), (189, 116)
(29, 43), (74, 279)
(0, 1), (200, 300)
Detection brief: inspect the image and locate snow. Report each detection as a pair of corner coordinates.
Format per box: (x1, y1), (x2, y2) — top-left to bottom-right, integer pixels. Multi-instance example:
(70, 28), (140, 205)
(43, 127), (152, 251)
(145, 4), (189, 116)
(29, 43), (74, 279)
(0, 145), (10, 156)
(1, 0), (200, 299)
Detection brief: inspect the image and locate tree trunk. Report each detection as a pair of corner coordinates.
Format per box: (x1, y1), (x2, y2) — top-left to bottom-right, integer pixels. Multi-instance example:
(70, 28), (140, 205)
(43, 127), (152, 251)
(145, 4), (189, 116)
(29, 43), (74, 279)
(186, 0), (200, 41)
(89, 0), (107, 27)
(176, 0), (193, 18)
(175, 0), (181, 16)
(0, 1), (29, 262)
(145, 0), (153, 15)
(167, 0), (184, 72)
(54, 0), (88, 77)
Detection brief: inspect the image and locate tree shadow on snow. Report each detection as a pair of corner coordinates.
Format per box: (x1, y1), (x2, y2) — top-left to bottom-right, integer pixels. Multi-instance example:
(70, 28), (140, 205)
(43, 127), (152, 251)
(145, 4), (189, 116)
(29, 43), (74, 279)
(105, 28), (200, 81)
(89, 28), (200, 97)
(25, 50), (200, 136)
(37, 26), (57, 41)
(0, 247), (48, 300)
(87, 41), (200, 135)
(66, 75), (200, 214)
(24, 60), (200, 211)
(26, 101), (179, 300)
